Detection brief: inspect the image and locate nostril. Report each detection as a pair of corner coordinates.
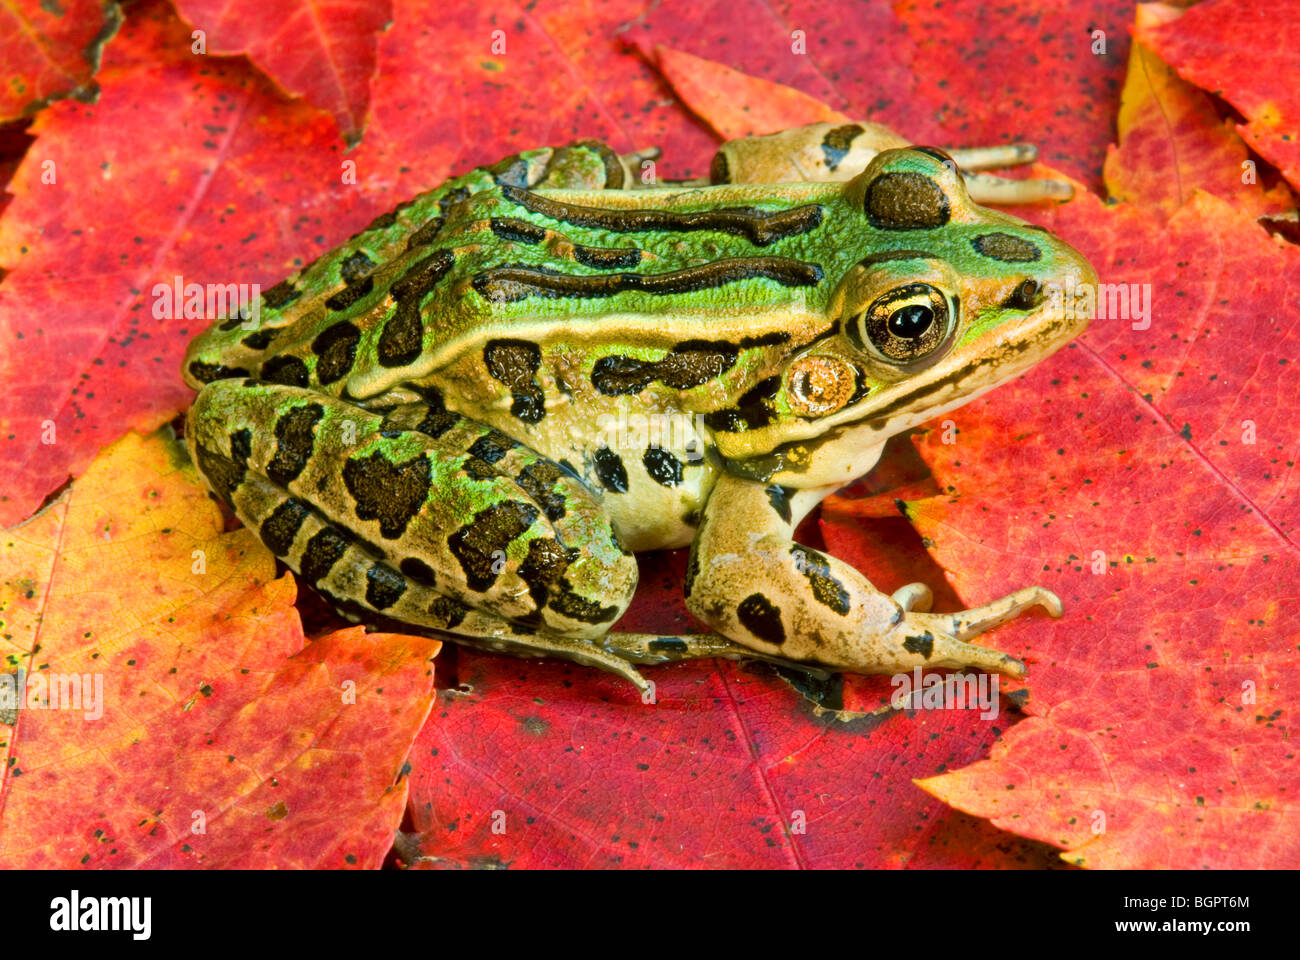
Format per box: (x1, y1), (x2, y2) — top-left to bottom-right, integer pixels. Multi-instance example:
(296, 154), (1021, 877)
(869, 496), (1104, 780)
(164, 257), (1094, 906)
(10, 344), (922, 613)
(1001, 278), (1041, 311)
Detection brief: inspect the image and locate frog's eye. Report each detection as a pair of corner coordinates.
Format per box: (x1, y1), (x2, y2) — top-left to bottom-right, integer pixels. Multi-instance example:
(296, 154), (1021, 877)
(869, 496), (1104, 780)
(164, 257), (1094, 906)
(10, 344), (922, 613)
(849, 282), (954, 364)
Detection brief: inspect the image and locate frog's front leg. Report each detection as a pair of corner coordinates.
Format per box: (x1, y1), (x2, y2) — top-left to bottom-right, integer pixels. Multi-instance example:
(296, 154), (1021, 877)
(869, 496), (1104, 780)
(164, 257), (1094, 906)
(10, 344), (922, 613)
(684, 474), (1060, 677)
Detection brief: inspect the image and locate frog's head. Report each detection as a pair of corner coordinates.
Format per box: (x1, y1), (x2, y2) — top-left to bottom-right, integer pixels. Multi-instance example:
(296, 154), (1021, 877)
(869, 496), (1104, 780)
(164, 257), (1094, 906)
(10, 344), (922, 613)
(715, 147), (1095, 474)
(743, 147), (1097, 467)
(819, 147), (1096, 432)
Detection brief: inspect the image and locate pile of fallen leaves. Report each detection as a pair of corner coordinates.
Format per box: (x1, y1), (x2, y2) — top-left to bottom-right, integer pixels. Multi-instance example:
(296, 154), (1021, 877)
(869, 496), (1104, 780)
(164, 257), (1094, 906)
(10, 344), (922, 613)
(0, 0), (1296, 868)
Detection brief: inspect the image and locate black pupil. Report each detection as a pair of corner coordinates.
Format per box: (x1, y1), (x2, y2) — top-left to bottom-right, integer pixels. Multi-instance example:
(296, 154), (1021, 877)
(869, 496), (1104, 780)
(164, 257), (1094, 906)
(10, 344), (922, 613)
(887, 304), (934, 339)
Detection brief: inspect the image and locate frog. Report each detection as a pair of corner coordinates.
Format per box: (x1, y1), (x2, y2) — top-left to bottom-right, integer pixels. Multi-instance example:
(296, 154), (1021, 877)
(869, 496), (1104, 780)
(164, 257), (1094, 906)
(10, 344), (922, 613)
(181, 121), (1097, 695)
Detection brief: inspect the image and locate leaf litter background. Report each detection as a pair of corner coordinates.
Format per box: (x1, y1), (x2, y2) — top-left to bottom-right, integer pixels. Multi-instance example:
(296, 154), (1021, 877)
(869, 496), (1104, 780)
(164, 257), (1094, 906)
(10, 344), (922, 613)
(0, 0), (1297, 868)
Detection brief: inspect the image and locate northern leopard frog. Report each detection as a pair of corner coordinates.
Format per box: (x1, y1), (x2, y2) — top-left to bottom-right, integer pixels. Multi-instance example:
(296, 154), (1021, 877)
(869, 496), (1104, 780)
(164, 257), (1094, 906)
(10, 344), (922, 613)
(182, 121), (1097, 693)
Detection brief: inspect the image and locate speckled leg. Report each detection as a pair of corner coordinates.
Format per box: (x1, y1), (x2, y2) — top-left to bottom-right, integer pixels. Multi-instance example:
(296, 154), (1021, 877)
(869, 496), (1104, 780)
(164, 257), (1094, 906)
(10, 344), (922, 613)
(595, 631), (831, 674)
(683, 474), (1059, 677)
(186, 379), (656, 673)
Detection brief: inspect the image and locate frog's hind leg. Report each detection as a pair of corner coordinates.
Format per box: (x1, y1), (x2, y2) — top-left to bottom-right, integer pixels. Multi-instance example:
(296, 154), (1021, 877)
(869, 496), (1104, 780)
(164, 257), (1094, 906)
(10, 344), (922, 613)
(597, 631), (837, 683)
(709, 121), (1073, 202)
(186, 379), (656, 688)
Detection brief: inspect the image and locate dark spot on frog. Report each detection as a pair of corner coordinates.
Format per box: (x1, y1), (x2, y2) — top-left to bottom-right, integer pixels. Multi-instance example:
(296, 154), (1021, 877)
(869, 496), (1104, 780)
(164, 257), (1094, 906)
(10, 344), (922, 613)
(903, 632), (935, 659)
(260, 354), (309, 388)
(462, 456), (499, 482)
(709, 149), (730, 184)
(483, 339), (545, 424)
(362, 210), (397, 233)
(592, 447), (628, 493)
(765, 484), (794, 524)
(864, 171), (950, 230)
(790, 546), (850, 615)
(572, 245), (642, 270)
(400, 556), (436, 587)
(820, 123), (864, 171)
(266, 403), (324, 487)
(518, 537), (571, 608)
(300, 526), (351, 583)
(311, 321), (362, 384)
(592, 339), (742, 395)
(193, 444), (244, 503)
(341, 450), (432, 539)
(642, 447), (683, 487)
(683, 546), (700, 599)
(515, 460), (567, 521)
(188, 361), (250, 384)
(365, 563), (407, 610)
(428, 594), (469, 629)
(649, 638), (688, 654)
(467, 431), (518, 466)
(405, 215), (446, 250)
(547, 584), (621, 624)
(703, 376), (781, 432)
(229, 428), (252, 465)
(448, 500), (539, 591)
(489, 217), (547, 245)
(259, 497), (311, 556)
(738, 593), (785, 645)
(379, 249), (456, 369)
(972, 232), (1042, 263)
(260, 279), (302, 311)
(240, 328), (276, 351)
(324, 274), (375, 312)
(339, 250), (376, 284)
(396, 386), (459, 439)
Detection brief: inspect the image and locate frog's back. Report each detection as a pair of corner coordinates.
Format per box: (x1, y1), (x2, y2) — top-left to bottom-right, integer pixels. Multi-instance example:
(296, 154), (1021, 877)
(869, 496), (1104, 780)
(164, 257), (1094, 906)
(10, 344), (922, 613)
(182, 152), (845, 403)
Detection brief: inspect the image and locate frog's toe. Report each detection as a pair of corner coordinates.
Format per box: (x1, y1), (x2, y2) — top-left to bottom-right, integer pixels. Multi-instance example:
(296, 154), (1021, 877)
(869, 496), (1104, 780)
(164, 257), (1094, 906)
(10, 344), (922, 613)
(942, 639), (1027, 679)
(962, 171), (1075, 205)
(944, 586), (1062, 640)
(891, 582), (933, 613)
(941, 142), (1038, 171)
(893, 616), (1027, 678)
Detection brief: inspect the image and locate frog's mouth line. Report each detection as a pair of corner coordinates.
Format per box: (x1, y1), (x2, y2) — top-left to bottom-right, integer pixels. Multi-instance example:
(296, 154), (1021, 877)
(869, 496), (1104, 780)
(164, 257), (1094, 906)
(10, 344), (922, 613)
(859, 313), (1083, 431)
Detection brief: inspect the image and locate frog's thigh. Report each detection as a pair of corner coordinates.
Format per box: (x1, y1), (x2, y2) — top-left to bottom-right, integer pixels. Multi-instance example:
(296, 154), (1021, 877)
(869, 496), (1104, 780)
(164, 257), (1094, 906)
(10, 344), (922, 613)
(684, 474), (1034, 676)
(712, 121), (911, 184)
(186, 379), (639, 642)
